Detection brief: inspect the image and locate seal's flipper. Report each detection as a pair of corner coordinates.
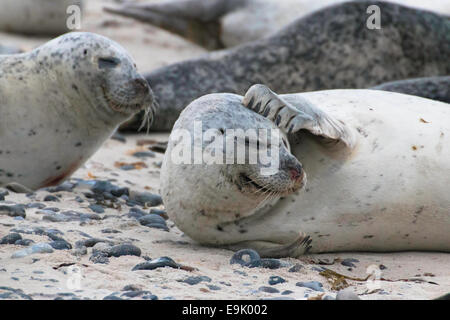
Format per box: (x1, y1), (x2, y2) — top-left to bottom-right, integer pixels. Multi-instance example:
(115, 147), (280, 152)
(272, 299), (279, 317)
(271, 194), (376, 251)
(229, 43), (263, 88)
(226, 233), (312, 258)
(243, 84), (356, 149)
(104, 0), (240, 50)
(4, 182), (34, 194)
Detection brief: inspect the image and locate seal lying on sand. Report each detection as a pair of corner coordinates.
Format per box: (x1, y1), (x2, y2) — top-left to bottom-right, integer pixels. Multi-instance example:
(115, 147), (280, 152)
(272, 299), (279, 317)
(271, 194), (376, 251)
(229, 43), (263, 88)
(0, 32), (155, 191)
(106, 0), (450, 49)
(121, 1), (450, 131)
(372, 76), (450, 104)
(0, 0), (84, 36)
(161, 85), (450, 257)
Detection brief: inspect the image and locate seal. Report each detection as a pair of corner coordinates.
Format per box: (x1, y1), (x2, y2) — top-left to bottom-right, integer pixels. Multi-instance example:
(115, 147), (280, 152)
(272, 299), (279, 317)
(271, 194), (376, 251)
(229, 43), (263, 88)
(0, 32), (155, 191)
(0, 0), (84, 36)
(121, 1), (450, 131)
(106, 0), (450, 49)
(161, 85), (450, 257)
(372, 76), (450, 104)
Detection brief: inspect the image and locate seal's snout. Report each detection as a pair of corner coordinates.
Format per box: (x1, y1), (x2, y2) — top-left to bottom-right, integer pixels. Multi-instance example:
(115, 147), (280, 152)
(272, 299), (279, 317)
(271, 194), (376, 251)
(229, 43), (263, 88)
(132, 77), (150, 93)
(289, 164), (303, 181)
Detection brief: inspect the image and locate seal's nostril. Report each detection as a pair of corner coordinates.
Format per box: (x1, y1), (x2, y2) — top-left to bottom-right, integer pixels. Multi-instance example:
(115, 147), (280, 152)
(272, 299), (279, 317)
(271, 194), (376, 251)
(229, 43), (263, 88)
(133, 78), (149, 91)
(289, 164), (303, 181)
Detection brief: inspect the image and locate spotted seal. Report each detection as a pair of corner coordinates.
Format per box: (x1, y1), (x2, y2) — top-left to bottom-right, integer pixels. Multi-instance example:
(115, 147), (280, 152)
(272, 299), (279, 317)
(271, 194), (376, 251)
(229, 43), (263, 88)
(0, 32), (155, 191)
(372, 76), (450, 104)
(161, 85), (450, 257)
(121, 1), (450, 131)
(106, 0), (450, 49)
(0, 0), (84, 36)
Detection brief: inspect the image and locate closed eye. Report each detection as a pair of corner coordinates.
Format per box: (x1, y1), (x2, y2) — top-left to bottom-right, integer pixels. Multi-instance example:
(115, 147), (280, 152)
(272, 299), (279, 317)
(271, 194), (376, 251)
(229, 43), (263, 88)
(98, 57), (121, 69)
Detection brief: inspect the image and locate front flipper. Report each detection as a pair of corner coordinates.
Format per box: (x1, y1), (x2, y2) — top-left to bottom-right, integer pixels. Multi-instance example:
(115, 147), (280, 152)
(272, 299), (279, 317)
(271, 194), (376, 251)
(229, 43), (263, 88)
(3, 182), (34, 194)
(226, 233), (312, 258)
(104, 0), (241, 50)
(243, 84), (356, 149)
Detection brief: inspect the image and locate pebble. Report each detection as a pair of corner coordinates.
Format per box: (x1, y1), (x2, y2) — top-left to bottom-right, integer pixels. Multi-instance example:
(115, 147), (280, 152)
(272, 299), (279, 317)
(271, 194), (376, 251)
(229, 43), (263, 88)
(178, 276), (212, 286)
(129, 191), (163, 207)
(49, 240), (72, 250)
(206, 285), (221, 291)
(91, 180), (129, 198)
(296, 281), (324, 292)
(43, 195), (60, 202)
(105, 244), (141, 258)
(149, 209), (169, 220)
(288, 263), (304, 272)
(92, 242), (113, 254)
(46, 182), (76, 193)
(336, 289), (361, 300)
(379, 264), (387, 270)
(0, 233), (22, 244)
(259, 286), (280, 293)
(15, 239), (34, 246)
(120, 165), (135, 171)
(341, 258), (359, 268)
(138, 214), (169, 231)
(101, 228), (121, 234)
(88, 204), (105, 214)
(132, 257), (180, 271)
(0, 204), (26, 218)
(89, 252), (110, 264)
(26, 202), (46, 209)
(132, 151), (156, 158)
(281, 290), (294, 295)
(11, 243), (54, 259)
(128, 207), (147, 219)
(268, 276), (286, 285)
(72, 246), (87, 256)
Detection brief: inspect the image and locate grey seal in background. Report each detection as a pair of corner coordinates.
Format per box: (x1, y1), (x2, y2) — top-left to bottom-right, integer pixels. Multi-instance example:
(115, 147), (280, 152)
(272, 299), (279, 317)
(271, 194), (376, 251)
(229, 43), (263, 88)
(161, 85), (450, 257)
(0, 0), (84, 36)
(0, 32), (155, 191)
(372, 76), (450, 103)
(105, 0), (450, 49)
(122, 1), (450, 131)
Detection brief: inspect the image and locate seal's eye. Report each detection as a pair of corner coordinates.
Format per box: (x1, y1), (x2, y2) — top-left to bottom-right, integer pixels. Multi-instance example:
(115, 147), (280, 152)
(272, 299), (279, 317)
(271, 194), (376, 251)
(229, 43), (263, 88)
(98, 57), (120, 69)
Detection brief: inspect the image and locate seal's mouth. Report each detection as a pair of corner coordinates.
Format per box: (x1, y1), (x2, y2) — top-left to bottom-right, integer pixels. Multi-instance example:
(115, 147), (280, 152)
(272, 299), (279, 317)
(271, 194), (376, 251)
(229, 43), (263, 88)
(101, 85), (144, 115)
(238, 172), (306, 197)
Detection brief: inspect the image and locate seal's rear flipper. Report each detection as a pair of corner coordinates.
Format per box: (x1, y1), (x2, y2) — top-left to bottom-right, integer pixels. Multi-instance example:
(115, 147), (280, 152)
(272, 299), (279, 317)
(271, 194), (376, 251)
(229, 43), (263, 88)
(104, 0), (240, 50)
(243, 84), (357, 149)
(226, 233), (312, 258)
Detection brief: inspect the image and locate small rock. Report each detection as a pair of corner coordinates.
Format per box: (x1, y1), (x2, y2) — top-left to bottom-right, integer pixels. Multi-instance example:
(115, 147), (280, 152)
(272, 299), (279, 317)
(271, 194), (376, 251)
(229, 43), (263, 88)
(89, 252), (110, 264)
(43, 195), (60, 202)
(26, 202), (45, 209)
(106, 244), (141, 257)
(11, 243), (54, 259)
(132, 151), (156, 158)
(288, 263), (303, 272)
(268, 276), (286, 285)
(0, 233), (22, 244)
(341, 258), (359, 268)
(15, 239), (34, 246)
(129, 191), (163, 207)
(281, 290), (293, 295)
(88, 204), (105, 214)
(72, 246), (87, 256)
(259, 286), (279, 293)
(132, 257), (180, 271)
(49, 240), (72, 250)
(379, 264), (387, 270)
(178, 276), (212, 286)
(110, 132), (127, 143)
(296, 281), (324, 292)
(0, 204), (26, 218)
(206, 285), (221, 291)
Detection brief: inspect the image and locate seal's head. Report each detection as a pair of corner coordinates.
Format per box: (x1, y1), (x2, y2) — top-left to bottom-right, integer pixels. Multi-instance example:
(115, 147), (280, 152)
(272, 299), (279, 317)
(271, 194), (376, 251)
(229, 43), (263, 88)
(36, 32), (156, 128)
(161, 93), (306, 236)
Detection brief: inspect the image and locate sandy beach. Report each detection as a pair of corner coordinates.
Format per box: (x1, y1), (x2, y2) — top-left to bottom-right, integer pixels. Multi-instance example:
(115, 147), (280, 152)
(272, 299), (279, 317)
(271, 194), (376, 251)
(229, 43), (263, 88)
(0, 0), (449, 300)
